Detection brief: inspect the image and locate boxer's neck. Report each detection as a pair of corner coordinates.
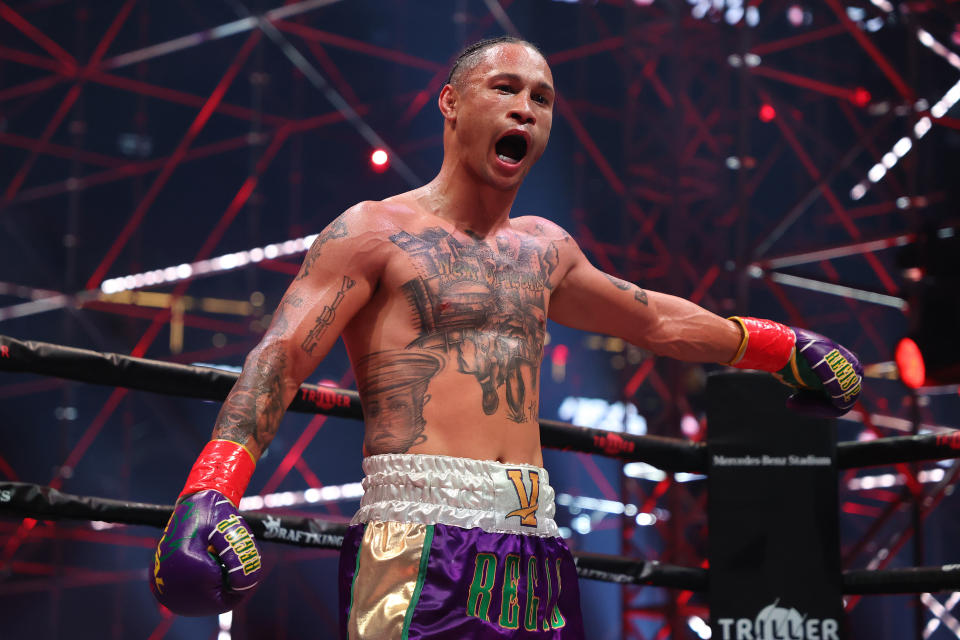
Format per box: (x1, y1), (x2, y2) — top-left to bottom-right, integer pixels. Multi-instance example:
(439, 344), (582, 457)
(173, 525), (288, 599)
(421, 161), (518, 236)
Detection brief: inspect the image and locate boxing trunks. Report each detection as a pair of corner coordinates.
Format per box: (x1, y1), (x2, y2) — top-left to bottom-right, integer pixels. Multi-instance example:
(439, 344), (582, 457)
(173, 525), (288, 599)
(338, 454), (585, 639)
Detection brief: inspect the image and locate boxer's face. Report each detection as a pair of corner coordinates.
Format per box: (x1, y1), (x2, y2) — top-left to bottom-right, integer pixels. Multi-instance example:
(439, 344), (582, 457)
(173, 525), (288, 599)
(443, 43), (555, 191)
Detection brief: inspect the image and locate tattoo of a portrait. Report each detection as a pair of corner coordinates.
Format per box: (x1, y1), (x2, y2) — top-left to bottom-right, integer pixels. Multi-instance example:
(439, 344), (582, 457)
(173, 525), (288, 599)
(213, 341), (289, 450)
(300, 275), (355, 355)
(296, 215), (348, 281)
(355, 350), (444, 454)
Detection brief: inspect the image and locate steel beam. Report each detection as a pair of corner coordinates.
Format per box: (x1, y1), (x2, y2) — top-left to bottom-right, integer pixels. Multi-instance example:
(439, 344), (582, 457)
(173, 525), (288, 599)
(821, 0), (915, 102)
(3, 0), (137, 203)
(0, 1), (76, 70)
(84, 32), (262, 290)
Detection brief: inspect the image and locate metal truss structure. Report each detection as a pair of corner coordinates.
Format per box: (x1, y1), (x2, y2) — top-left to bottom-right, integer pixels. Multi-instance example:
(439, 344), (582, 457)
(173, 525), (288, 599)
(1, 0), (959, 638)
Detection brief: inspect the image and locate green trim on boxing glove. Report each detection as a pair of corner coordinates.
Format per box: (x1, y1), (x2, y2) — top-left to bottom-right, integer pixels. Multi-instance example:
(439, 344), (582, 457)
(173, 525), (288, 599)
(774, 350), (822, 391)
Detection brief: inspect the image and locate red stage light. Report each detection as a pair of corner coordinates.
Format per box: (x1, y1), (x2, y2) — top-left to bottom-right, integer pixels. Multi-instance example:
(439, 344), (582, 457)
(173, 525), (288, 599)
(895, 337), (926, 389)
(550, 344), (569, 383)
(787, 5), (804, 27)
(552, 344), (569, 368)
(758, 104), (776, 122)
(370, 148), (389, 172)
(852, 87), (871, 107)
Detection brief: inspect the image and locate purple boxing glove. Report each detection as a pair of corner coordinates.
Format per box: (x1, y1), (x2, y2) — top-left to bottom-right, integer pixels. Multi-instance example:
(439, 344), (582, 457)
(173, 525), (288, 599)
(150, 489), (263, 616)
(777, 327), (864, 417)
(729, 317), (863, 417)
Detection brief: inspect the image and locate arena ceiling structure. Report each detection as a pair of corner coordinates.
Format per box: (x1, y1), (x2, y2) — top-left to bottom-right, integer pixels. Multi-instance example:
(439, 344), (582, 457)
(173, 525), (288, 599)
(1, 0), (959, 638)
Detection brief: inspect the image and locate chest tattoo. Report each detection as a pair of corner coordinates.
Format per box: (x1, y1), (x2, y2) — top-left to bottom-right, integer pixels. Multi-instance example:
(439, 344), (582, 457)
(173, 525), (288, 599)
(388, 227), (559, 422)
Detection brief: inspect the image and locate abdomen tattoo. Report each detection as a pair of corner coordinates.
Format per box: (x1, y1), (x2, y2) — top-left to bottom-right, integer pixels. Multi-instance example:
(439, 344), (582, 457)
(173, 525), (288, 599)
(356, 350), (444, 454)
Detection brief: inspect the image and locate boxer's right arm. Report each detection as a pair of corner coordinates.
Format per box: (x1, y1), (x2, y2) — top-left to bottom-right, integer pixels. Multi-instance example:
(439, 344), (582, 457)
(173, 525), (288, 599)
(151, 203), (386, 616)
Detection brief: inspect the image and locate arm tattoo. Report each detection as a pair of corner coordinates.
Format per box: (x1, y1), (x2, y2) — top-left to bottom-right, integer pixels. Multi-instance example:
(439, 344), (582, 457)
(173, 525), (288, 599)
(212, 274), (354, 451)
(296, 215), (348, 281)
(605, 274), (631, 291)
(300, 275), (355, 355)
(213, 341), (289, 451)
(606, 273), (649, 306)
(265, 292), (304, 338)
(541, 242), (559, 291)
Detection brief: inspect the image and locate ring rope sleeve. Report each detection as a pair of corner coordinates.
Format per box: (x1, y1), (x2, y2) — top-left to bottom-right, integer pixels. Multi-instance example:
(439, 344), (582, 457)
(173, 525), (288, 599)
(2, 481), (959, 594)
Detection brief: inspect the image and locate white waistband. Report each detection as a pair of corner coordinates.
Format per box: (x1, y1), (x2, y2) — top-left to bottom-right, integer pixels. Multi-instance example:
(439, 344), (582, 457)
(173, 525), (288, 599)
(351, 453), (558, 537)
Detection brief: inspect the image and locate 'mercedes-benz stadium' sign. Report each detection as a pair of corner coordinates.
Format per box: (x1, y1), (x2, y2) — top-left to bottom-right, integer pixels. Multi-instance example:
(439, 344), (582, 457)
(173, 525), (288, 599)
(712, 454), (832, 467)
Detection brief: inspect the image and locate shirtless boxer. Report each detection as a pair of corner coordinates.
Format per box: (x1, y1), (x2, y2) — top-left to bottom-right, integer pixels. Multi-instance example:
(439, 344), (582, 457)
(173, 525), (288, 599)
(150, 37), (863, 638)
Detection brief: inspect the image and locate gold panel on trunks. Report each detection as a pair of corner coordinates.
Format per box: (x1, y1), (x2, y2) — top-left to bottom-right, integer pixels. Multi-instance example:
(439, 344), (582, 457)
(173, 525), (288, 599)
(348, 521), (428, 639)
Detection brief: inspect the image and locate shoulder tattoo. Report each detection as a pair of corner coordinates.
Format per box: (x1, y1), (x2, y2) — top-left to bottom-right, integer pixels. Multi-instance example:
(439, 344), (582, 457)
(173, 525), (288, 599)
(297, 215), (349, 281)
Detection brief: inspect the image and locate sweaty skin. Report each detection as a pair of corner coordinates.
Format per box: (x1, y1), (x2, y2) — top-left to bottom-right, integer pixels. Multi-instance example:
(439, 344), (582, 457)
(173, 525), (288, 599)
(210, 43), (743, 467)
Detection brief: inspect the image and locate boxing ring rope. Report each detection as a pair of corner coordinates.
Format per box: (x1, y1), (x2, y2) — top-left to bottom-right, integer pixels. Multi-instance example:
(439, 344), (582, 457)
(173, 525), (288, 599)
(0, 481), (705, 590)
(0, 335), (707, 472)
(3, 334), (960, 596)
(3, 480), (960, 595)
(3, 335), (958, 472)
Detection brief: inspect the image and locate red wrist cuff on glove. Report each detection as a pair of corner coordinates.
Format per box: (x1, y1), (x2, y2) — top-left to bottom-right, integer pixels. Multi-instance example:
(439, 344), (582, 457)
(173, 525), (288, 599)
(180, 439), (256, 507)
(727, 316), (796, 372)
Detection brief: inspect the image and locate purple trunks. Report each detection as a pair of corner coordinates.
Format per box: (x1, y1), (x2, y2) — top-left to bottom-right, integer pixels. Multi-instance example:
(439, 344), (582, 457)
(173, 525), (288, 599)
(337, 454), (585, 639)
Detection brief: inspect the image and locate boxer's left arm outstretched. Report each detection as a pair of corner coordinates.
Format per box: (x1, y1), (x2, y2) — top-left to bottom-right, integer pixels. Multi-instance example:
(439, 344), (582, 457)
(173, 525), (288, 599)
(546, 223), (862, 416)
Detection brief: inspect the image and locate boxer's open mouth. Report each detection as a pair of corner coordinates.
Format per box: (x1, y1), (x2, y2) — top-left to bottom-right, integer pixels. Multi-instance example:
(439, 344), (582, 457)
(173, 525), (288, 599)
(495, 134), (528, 165)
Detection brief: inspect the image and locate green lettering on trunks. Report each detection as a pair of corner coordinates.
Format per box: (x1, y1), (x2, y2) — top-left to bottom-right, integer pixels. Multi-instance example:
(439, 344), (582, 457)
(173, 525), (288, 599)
(524, 555), (541, 631)
(550, 557), (566, 629)
(466, 552), (497, 622)
(467, 550), (566, 631)
(499, 553), (521, 629)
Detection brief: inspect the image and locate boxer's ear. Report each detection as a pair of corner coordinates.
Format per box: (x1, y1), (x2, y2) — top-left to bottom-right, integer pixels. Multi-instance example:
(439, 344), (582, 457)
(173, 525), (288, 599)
(439, 85), (458, 121)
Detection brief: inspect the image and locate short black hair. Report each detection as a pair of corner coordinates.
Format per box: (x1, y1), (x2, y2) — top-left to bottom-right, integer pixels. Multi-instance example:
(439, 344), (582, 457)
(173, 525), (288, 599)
(446, 36), (544, 88)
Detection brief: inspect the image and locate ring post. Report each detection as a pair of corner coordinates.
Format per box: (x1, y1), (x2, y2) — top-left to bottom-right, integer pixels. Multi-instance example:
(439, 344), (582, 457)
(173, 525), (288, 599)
(707, 372), (843, 640)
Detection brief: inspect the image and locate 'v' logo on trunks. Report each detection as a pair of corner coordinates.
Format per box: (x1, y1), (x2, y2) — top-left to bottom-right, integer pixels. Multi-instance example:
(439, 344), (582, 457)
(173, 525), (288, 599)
(505, 469), (539, 526)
